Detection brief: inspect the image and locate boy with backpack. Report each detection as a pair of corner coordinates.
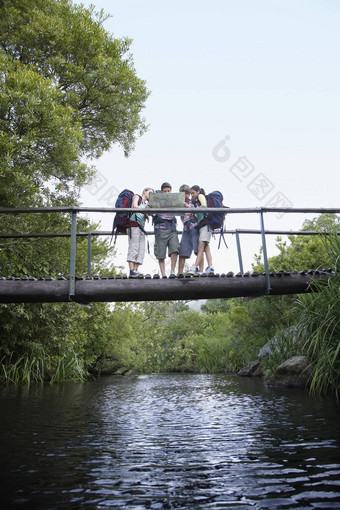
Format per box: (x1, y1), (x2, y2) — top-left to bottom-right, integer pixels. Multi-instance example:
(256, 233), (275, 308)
(153, 182), (180, 277)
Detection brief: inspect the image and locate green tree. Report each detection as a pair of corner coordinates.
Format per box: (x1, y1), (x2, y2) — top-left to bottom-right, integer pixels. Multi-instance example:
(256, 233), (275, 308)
(0, 0), (149, 384)
(201, 298), (232, 314)
(0, 0), (149, 207)
(253, 214), (339, 272)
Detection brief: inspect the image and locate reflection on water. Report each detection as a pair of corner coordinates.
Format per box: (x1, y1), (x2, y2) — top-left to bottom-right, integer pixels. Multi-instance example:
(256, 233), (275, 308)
(0, 374), (339, 509)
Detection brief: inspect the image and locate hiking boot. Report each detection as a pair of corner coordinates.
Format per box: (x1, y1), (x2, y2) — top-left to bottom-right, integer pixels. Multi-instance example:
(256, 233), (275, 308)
(188, 265), (200, 275)
(202, 266), (214, 275)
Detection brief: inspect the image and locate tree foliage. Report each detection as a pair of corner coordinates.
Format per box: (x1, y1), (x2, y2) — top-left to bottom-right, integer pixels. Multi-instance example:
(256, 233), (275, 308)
(0, 0), (149, 384)
(0, 0), (149, 207)
(253, 214), (339, 272)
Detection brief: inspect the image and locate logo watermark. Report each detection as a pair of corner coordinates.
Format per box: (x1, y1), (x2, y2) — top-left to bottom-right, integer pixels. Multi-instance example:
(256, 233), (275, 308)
(85, 171), (120, 207)
(212, 136), (293, 219)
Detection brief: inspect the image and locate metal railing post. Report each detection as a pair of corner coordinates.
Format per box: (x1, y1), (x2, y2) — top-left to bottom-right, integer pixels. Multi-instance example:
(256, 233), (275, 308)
(69, 210), (77, 300)
(235, 230), (244, 274)
(87, 233), (92, 277)
(259, 210), (271, 294)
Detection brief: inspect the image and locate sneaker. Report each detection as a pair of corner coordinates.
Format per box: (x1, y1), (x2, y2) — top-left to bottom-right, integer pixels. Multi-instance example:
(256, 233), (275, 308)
(202, 266), (214, 275)
(169, 270), (176, 277)
(188, 265), (200, 275)
(129, 270), (139, 277)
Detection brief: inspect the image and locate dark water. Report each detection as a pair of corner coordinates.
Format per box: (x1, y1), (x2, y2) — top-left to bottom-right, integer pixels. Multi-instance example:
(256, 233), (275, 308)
(0, 374), (340, 509)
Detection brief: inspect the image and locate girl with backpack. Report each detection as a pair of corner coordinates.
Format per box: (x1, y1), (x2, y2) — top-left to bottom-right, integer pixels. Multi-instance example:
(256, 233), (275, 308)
(127, 187), (154, 277)
(188, 185), (214, 275)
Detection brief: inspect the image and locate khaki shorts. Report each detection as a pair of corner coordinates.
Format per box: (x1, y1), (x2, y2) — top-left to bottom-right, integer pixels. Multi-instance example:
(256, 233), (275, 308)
(127, 227), (145, 264)
(199, 225), (212, 243)
(154, 229), (180, 260)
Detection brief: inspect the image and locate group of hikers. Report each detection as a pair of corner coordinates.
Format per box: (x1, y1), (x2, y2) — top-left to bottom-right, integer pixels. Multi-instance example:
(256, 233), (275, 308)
(126, 182), (216, 278)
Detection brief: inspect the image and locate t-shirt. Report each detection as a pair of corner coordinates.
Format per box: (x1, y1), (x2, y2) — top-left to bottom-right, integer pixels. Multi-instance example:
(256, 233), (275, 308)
(130, 195), (146, 228)
(183, 197), (197, 231)
(196, 194), (207, 225)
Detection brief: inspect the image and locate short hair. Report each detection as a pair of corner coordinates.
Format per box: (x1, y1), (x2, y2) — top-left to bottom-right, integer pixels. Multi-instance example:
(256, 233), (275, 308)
(179, 184), (190, 193)
(161, 182), (172, 190)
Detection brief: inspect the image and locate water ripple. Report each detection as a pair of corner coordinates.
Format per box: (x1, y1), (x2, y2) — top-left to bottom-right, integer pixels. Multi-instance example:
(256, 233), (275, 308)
(0, 374), (339, 509)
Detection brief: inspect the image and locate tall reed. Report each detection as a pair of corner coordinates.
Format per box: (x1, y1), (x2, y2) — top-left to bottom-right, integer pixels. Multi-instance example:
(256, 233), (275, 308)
(49, 353), (88, 383)
(295, 230), (340, 397)
(0, 351), (88, 385)
(0, 352), (45, 385)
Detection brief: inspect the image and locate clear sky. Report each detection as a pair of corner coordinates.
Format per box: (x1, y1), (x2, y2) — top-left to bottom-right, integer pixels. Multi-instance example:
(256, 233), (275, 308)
(76, 0), (340, 275)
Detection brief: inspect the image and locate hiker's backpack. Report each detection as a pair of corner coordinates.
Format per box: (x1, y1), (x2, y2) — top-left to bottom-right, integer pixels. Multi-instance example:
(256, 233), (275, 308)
(206, 191), (229, 248)
(111, 189), (142, 242)
(206, 191), (227, 230)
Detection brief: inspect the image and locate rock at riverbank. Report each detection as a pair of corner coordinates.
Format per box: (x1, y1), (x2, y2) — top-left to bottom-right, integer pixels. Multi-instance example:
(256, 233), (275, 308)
(265, 355), (312, 388)
(237, 360), (264, 377)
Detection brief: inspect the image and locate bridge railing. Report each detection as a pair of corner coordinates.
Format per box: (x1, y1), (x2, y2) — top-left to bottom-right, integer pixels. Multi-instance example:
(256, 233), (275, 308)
(0, 206), (339, 299)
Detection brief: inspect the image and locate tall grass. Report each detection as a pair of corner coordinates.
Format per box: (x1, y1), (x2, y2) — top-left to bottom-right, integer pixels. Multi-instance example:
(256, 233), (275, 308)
(0, 352), (45, 385)
(0, 351), (88, 385)
(260, 327), (300, 375)
(295, 230), (340, 398)
(160, 334), (255, 374)
(195, 336), (241, 373)
(49, 353), (88, 383)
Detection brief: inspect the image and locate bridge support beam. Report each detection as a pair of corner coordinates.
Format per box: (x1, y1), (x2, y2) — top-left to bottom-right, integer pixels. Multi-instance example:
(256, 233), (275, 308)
(0, 272), (331, 304)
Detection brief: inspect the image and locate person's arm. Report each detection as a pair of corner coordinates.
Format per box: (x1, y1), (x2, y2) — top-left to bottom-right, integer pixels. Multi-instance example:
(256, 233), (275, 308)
(132, 194), (141, 208)
(195, 194), (207, 224)
(199, 194), (207, 207)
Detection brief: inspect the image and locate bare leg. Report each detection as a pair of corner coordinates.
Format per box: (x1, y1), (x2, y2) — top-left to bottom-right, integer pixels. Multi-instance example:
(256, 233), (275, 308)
(204, 243), (213, 267)
(170, 252), (178, 272)
(158, 258), (166, 276)
(195, 241), (205, 269)
(178, 256), (186, 274)
(128, 261), (141, 272)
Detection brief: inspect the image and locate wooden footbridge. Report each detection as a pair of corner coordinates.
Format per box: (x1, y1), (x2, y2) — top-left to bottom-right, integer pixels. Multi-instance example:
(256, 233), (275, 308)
(0, 206), (338, 304)
(0, 269), (334, 304)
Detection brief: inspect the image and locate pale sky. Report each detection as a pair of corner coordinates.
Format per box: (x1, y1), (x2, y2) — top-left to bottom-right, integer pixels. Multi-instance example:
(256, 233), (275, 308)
(76, 0), (340, 275)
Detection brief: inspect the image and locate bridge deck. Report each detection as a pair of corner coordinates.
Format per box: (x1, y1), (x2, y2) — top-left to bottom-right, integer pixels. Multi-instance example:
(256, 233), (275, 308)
(0, 270), (332, 304)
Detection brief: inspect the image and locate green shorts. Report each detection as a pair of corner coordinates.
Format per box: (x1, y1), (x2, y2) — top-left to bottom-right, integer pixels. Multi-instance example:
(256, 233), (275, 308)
(154, 229), (180, 260)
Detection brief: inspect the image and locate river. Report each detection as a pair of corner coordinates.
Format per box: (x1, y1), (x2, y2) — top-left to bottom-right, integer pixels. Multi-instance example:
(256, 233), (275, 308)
(0, 374), (339, 509)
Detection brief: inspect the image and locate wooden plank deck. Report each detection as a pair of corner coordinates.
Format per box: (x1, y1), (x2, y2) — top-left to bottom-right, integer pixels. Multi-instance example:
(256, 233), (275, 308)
(0, 270), (333, 304)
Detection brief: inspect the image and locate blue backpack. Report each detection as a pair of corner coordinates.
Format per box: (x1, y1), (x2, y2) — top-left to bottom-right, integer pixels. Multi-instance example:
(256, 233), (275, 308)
(206, 191), (228, 248)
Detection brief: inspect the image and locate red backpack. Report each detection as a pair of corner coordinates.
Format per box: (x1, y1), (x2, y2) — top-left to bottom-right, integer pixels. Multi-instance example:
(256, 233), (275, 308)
(111, 189), (143, 241)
